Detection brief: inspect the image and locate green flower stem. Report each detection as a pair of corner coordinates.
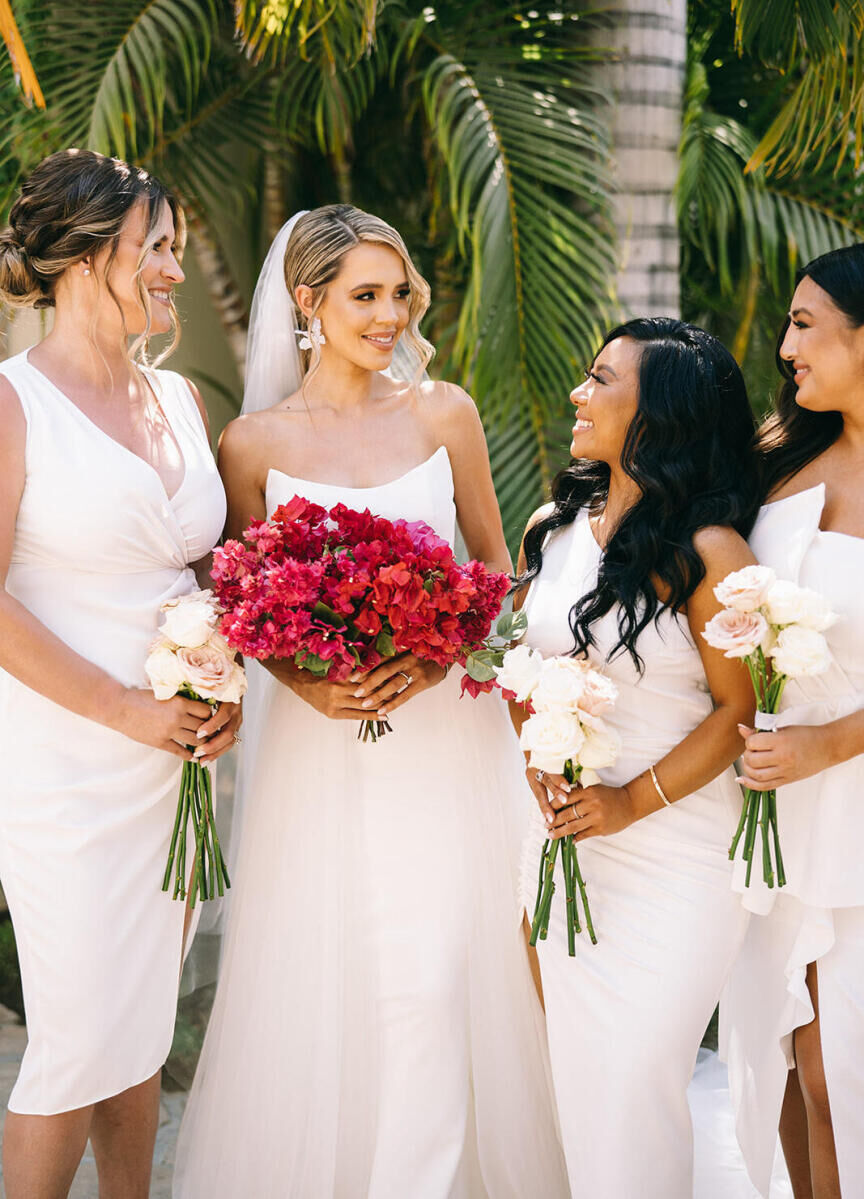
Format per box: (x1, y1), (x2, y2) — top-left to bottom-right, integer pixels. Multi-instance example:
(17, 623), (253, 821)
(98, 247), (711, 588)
(571, 846), (596, 945)
(530, 838), (560, 945)
(769, 789), (786, 887)
(562, 837), (576, 956)
(162, 763), (188, 893)
(728, 788), (750, 861)
(202, 766), (230, 897)
(760, 788), (774, 889)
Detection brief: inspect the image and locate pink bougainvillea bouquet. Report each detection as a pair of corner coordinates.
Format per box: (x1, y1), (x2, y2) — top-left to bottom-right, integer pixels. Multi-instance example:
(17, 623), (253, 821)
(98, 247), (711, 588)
(211, 495), (510, 740)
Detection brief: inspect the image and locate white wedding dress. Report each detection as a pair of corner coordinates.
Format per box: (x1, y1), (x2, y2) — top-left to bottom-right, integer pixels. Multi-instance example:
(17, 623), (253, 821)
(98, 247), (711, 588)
(519, 510), (751, 1199)
(174, 447), (569, 1198)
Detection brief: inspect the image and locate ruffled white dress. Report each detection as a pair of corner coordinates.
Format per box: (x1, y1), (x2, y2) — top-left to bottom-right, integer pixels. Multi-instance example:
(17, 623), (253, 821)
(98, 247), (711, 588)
(174, 447), (569, 1198)
(721, 484), (864, 1197)
(0, 350), (226, 1114)
(520, 510), (750, 1199)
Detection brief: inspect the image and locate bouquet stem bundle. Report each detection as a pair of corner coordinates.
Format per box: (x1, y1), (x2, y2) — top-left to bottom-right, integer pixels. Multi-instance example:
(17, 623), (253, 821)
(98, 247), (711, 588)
(162, 751), (230, 905)
(530, 764), (596, 950)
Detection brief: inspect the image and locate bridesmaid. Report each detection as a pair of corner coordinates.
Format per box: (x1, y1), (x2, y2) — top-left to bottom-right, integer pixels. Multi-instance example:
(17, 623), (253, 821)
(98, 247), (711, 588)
(725, 244), (864, 1199)
(0, 150), (239, 1197)
(513, 318), (760, 1198)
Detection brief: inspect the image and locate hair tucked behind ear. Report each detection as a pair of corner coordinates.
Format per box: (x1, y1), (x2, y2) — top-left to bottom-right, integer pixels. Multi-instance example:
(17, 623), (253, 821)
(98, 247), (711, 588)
(756, 243), (864, 497)
(519, 318), (760, 671)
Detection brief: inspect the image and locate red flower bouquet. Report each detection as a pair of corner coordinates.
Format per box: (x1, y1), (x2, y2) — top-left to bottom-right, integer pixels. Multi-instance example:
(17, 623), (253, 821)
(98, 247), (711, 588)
(211, 495), (510, 739)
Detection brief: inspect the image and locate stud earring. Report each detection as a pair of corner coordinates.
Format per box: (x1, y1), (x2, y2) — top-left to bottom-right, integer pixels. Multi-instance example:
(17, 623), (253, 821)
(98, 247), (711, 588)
(294, 316), (325, 352)
(83, 268), (90, 276)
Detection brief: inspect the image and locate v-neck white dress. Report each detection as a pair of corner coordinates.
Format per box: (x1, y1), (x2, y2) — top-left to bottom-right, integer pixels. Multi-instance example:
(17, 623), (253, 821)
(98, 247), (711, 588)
(0, 349), (226, 1114)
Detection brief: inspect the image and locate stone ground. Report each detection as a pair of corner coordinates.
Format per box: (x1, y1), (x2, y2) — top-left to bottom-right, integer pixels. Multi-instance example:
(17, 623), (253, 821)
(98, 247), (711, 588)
(0, 1005), (187, 1198)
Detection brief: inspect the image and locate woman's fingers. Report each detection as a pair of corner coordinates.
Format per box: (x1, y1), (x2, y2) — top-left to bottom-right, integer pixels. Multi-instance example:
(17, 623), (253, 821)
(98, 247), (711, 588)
(196, 703), (233, 739)
(376, 678), (421, 718)
(183, 697), (214, 721)
(551, 803), (598, 841)
(359, 669), (413, 710)
(351, 655), (416, 697)
(736, 774), (781, 792)
(526, 773), (556, 827)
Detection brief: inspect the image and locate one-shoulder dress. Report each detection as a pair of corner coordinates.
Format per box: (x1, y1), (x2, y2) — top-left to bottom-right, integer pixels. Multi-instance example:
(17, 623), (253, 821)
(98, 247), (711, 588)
(0, 350), (226, 1114)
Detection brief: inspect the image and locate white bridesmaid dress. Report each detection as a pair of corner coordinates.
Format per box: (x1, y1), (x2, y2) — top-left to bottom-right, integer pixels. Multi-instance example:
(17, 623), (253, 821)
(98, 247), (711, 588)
(0, 350), (226, 1114)
(174, 446), (569, 1199)
(721, 484), (864, 1197)
(520, 510), (750, 1199)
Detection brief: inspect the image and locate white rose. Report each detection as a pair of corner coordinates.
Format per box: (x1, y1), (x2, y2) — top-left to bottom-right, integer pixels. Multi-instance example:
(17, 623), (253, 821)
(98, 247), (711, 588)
(768, 625), (832, 678)
(576, 718), (621, 771)
(763, 580), (837, 632)
(702, 608), (771, 659)
(520, 709), (586, 775)
(145, 641), (187, 700)
(713, 565), (776, 613)
(177, 644), (248, 703)
(159, 592), (220, 648)
(495, 644), (544, 702)
(531, 655), (590, 713)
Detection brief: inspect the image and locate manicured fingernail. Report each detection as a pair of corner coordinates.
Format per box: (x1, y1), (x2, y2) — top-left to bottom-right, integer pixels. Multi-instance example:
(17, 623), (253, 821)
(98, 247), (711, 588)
(196, 728), (208, 738)
(735, 776), (745, 784)
(193, 746), (205, 758)
(362, 698), (374, 709)
(545, 812), (553, 824)
(737, 724), (748, 734)
(562, 783), (571, 793)
(354, 688), (365, 698)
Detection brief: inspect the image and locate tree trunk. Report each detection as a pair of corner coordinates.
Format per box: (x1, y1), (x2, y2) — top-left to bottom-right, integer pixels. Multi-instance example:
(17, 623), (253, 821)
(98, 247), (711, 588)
(599, 0), (687, 318)
(183, 201), (249, 380)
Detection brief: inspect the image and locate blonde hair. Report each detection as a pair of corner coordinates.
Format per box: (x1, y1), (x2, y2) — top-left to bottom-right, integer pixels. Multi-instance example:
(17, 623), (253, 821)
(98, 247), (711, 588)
(0, 148), (186, 367)
(284, 204), (434, 384)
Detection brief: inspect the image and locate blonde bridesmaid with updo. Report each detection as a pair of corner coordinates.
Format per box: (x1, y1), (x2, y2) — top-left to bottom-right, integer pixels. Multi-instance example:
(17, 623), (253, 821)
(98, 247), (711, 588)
(0, 149), (239, 1197)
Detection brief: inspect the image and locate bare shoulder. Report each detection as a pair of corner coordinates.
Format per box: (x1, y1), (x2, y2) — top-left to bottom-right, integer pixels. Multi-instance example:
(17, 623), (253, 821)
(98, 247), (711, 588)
(525, 502), (555, 534)
(418, 379), (480, 429)
(217, 410), (276, 470)
(692, 524), (756, 575)
(0, 373), (25, 431)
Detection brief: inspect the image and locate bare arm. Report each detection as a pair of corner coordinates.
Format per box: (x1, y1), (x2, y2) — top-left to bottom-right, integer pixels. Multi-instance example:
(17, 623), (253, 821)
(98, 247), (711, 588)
(432, 383), (511, 573)
(0, 377), (213, 758)
(552, 525), (759, 841)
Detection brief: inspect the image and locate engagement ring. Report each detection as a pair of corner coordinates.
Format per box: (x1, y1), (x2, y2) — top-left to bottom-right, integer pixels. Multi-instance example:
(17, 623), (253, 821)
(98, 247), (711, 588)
(535, 770), (545, 783)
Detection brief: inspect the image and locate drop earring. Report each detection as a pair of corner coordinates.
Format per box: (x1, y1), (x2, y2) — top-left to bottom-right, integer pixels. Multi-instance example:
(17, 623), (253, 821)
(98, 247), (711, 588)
(294, 316), (325, 352)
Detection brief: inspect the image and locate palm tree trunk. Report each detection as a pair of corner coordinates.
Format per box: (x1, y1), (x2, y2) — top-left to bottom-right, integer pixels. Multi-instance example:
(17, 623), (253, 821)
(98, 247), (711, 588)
(598, 0), (687, 318)
(183, 201), (249, 380)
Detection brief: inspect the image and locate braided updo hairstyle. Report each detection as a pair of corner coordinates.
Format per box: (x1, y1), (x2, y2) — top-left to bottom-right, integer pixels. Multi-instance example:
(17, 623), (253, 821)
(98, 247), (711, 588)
(0, 148), (184, 359)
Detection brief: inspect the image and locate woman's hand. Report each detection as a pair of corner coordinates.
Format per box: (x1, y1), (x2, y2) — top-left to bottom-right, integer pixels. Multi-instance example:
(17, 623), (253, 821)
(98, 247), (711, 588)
(737, 722), (834, 790)
(525, 766), (573, 827)
(193, 701), (243, 766)
(113, 689), (214, 760)
(549, 783), (639, 842)
(266, 658), (373, 720)
(350, 653), (447, 720)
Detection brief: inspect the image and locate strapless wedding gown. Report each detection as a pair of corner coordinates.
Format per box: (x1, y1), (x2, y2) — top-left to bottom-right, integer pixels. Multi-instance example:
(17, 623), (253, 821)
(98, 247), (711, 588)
(721, 484), (864, 1197)
(0, 350), (226, 1114)
(520, 510), (750, 1199)
(174, 447), (569, 1198)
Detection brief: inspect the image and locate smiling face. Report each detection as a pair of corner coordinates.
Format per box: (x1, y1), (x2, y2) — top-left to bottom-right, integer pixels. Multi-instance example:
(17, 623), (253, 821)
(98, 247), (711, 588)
(296, 241), (411, 373)
(780, 274), (864, 414)
(91, 197), (184, 337)
(568, 336), (643, 465)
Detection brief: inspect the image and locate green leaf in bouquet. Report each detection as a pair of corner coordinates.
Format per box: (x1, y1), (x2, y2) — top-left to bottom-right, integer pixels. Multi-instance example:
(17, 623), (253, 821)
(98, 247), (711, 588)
(466, 653), (499, 683)
(294, 649), (331, 677)
(311, 601), (345, 627)
(496, 609), (528, 640)
(375, 630), (396, 657)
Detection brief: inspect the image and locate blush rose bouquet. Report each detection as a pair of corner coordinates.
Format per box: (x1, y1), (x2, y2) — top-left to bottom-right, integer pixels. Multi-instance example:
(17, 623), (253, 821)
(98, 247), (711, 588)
(702, 565), (836, 887)
(145, 590), (246, 904)
(496, 648), (620, 950)
(211, 496), (510, 741)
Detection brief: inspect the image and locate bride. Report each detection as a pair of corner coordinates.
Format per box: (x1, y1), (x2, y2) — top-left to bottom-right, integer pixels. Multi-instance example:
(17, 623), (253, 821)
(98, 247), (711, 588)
(173, 206), (568, 1198)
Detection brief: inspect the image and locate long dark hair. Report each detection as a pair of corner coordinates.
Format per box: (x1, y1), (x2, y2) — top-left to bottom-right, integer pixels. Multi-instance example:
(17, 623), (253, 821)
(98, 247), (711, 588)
(519, 317), (760, 671)
(757, 244), (864, 497)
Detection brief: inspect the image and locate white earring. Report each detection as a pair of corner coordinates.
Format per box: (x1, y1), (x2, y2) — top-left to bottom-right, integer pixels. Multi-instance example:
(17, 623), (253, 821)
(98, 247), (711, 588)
(295, 316), (325, 352)
(83, 267), (90, 276)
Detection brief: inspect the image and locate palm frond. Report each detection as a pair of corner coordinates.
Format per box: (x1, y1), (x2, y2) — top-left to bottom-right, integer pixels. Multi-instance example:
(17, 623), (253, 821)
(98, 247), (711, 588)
(235, 0), (378, 67)
(420, 9), (616, 549)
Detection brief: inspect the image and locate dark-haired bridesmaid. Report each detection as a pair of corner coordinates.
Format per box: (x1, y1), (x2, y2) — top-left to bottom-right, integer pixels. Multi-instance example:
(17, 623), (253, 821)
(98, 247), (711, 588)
(724, 244), (864, 1199)
(511, 318), (759, 1198)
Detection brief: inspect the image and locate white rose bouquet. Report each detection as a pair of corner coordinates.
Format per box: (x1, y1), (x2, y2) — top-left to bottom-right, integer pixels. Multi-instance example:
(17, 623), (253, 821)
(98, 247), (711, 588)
(702, 565), (836, 887)
(145, 590), (247, 905)
(499, 649), (620, 950)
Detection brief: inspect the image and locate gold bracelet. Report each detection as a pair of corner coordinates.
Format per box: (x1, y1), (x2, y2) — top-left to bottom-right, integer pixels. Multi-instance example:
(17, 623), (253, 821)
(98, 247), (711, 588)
(649, 765), (672, 807)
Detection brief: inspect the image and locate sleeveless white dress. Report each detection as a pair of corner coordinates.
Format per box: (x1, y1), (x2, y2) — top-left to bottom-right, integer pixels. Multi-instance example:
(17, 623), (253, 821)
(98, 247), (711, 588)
(174, 446), (569, 1199)
(0, 350), (226, 1115)
(721, 484), (864, 1197)
(520, 510), (750, 1199)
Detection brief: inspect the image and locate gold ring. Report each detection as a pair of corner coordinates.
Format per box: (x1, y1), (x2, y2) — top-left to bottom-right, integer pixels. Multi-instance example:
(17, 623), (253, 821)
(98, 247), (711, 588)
(571, 804), (581, 821)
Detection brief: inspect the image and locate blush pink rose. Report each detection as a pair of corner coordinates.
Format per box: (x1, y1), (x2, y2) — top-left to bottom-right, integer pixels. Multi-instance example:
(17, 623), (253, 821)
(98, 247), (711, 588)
(702, 608), (771, 659)
(177, 643), (247, 703)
